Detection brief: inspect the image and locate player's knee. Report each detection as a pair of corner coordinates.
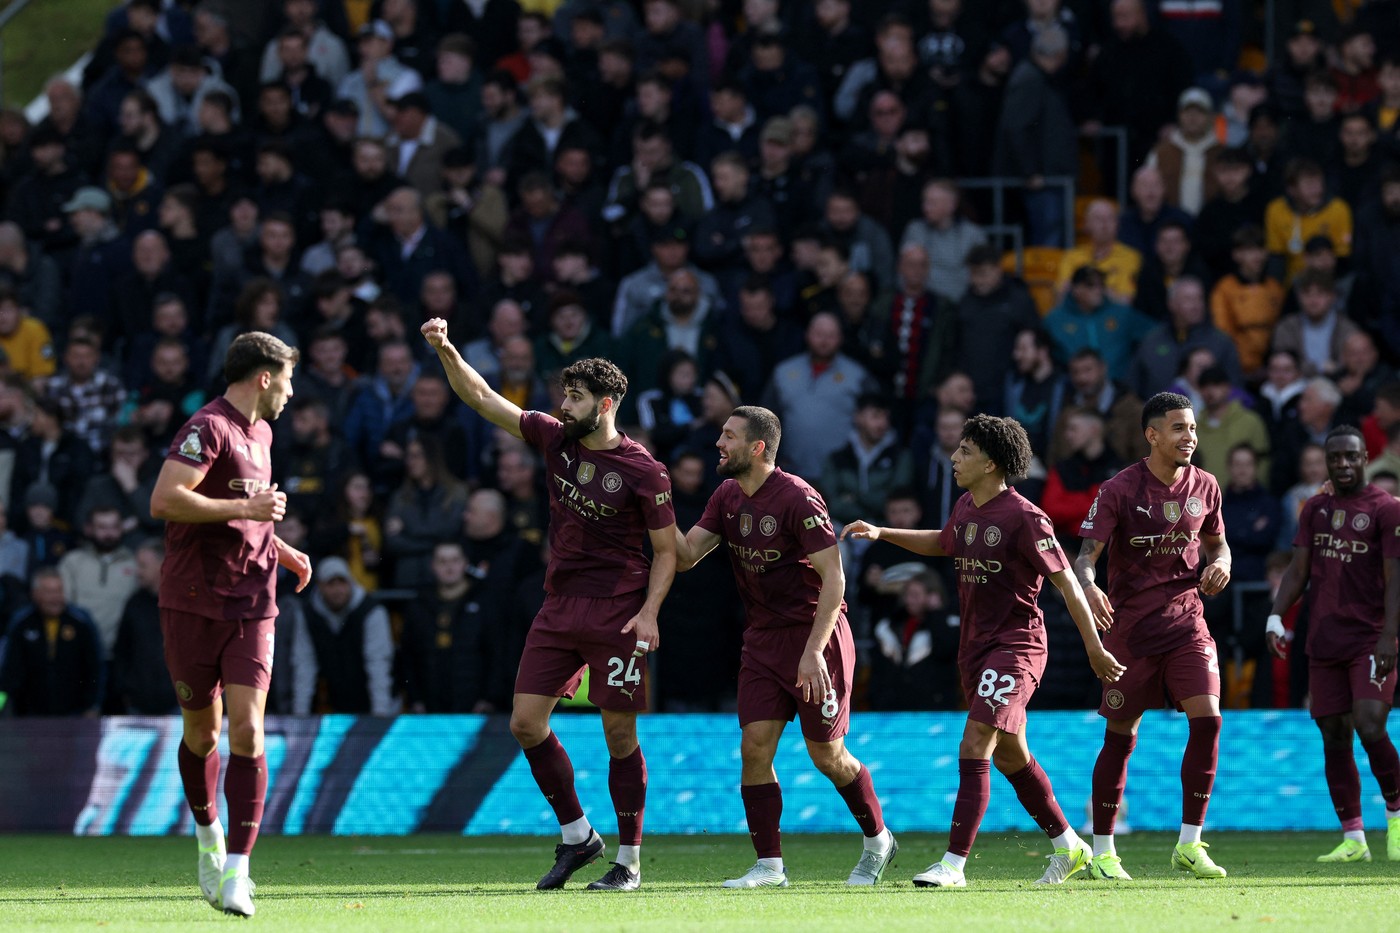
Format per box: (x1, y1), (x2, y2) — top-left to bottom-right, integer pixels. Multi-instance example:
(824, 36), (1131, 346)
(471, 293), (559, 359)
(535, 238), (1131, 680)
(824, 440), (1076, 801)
(226, 719), (263, 757)
(602, 722), (637, 756)
(509, 712), (548, 748)
(183, 731), (218, 758)
(990, 744), (1029, 774)
(1355, 719), (1389, 746)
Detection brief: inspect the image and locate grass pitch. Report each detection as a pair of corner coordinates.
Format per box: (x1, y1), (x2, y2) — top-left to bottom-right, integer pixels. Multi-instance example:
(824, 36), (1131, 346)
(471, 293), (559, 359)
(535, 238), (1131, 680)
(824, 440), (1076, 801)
(2, 832), (1398, 931)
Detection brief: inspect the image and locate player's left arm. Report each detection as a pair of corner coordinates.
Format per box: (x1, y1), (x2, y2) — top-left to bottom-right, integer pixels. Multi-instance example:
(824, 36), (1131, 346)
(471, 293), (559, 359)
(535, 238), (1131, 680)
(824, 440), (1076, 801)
(674, 524), (723, 571)
(273, 534), (313, 593)
(621, 523), (677, 654)
(1049, 568), (1126, 683)
(1199, 532), (1232, 596)
(796, 544), (844, 704)
(1379, 556), (1400, 677)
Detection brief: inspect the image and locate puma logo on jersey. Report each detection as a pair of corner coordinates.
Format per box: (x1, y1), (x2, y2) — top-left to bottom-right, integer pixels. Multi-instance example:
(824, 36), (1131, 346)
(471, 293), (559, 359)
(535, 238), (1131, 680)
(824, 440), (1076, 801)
(1136, 506), (1153, 517)
(560, 452), (574, 468)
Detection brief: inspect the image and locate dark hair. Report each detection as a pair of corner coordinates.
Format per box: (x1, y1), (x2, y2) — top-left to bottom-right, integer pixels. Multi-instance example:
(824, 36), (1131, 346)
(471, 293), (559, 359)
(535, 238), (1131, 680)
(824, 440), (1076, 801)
(961, 414), (1032, 479)
(965, 244), (1001, 268)
(1375, 380), (1400, 407)
(1069, 347), (1105, 366)
(1325, 424), (1366, 446)
(1294, 268), (1336, 293)
(1216, 145), (1252, 167)
(560, 358), (628, 402)
(1018, 325), (1052, 353)
(656, 348), (697, 389)
(1285, 157), (1324, 185)
(730, 405), (782, 462)
(1141, 392), (1194, 430)
(856, 392), (892, 413)
(234, 277), (282, 326)
(223, 331), (299, 384)
(1232, 224), (1266, 249)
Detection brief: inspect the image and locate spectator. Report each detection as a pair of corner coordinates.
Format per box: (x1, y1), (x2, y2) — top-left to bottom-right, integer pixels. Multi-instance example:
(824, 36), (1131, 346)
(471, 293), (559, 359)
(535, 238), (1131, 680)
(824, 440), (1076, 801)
(714, 274), (803, 403)
(0, 223), (62, 330)
(1048, 348), (1146, 465)
(380, 372), (472, 488)
(336, 20), (422, 138)
(1003, 326), (1067, 462)
(344, 339), (420, 477)
(1195, 366), (1272, 487)
(1335, 332), (1395, 428)
(1220, 444), (1281, 586)
(113, 230), (196, 351)
(0, 568), (102, 715)
(911, 405), (967, 531)
(821, 186), (895, 291)
(383, 435), (468, 589)
(1195, 147), (1269, 279)
(44, 335), (125, 456)
(505, 75), (601, 191)
(611, 227), (724, 338)
(1271, 377), (1342, 493)
(20, 482), (75, 567)
(76, 426), (161, 540)
(692, 153), (776, 285)
(954, 246), (1039, 415)
(762, 311), (877, 476)
(0, 499), (27, 582)
(1117, 164), (1194, 258)
(898, 178), (985, 303)
(6, 125), (86, 260)
(547, 241), (615, 327)
(1054, 199), (1142, 306)
(869, 572), (960, 711)
(291, 556), (395, 715)
(65, 187), (131, 331)
(634, 350), (702, 464)
(1270, 269), (1361, 378)
(1147, 88), (1225, 215)
(263, 30), (336, 120)
(1129, 276), (1241, 398)
(1210, 225), (1285, 379)
(367, 186), (477, 311)
(1331, 111), (1384, 211)
(0, 287), (55, 385)
(1043, 266), (1153, 383)
(820, 393), (912, 527)
(993, 24), (1076, 247)
(1087, 0), (1194, 167)
(502, 172), (590, 281)
(1040, 408), (1120, 539)
(1133, 220), (1213, 322)
(422, 34), (482, 144)
(875, 243), (958, 428)
(399, 540), (510, 713)
(534, 292), (611, 377)
(1257, 348), (1307, 436)
(855, 486), (942, 625)
(1265, 158), (1353, 285)
(206, 278), (300, 388)
(309, 471), (383, 591)
(424, 144), (509, 282)
(110, 539), (175, 714)
(616, 268), (721, 407)
(56, 504), (139, 661)
(1277, 441), (1326, 551)
(495, 442), (547, 550)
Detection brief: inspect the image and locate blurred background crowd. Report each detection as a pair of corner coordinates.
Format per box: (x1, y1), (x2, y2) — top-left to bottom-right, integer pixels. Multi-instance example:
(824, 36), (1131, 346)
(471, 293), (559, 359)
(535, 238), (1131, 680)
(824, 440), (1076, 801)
(0, 0), (1395, 718)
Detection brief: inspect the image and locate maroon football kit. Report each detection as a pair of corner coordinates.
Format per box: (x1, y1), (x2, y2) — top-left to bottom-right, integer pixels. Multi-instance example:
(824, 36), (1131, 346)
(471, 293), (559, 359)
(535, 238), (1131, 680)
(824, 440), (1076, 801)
(697, 469), (854, 741)
(1296, 485), (1400, 718)
(159, 397), (279, 709)
(513, 411), (675, 710)
(938, 487), (1066, 732)
(1080, 460), (1225, 719)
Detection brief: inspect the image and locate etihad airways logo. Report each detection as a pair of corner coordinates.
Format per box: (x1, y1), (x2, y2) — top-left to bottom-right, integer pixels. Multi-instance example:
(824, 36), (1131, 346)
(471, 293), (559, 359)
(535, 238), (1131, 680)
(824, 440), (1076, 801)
(553, 474), (619, 520)
(1128, 530), (1199, 553)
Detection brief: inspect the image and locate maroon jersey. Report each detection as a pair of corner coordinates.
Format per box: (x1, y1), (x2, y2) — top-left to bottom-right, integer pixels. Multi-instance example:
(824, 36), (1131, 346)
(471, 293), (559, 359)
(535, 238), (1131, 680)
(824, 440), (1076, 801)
(939, 488), (1066, 663)
(520, 410), (675, 597)
(696, 469), (846, 630)
(1295, 485), (1400, 660)
(159, 397), (278, 621)
(1079, 460), (1223, 656)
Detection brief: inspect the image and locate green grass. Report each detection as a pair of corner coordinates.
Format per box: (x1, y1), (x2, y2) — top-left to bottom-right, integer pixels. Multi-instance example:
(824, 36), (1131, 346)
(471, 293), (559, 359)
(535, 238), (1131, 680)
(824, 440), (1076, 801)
(1, 0), (120, 109)
(2, 833), (1399, 930)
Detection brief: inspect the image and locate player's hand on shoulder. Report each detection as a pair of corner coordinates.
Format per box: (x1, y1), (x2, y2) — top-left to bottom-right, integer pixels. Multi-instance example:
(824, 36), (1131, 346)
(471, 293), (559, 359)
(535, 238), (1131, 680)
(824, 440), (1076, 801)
(420, 317), (449, 348)
(840, 519), (879, 542)
(247, 483), (287, 522)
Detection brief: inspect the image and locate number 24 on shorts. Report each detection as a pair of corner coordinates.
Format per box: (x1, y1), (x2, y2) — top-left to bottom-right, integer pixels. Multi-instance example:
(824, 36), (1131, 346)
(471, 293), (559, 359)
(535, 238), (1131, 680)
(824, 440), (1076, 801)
(607, 655), (643, 688)
(978, 668), (1016, 706)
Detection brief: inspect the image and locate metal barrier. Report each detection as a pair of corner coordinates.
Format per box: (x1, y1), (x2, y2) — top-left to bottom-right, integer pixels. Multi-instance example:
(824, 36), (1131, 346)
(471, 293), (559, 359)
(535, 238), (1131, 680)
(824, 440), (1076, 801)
(957, 174), (1076, 249)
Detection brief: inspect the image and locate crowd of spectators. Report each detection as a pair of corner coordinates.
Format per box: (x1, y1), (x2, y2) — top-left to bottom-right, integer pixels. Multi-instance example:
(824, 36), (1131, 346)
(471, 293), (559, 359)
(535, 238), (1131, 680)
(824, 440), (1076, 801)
(1, 0), (1398, 717)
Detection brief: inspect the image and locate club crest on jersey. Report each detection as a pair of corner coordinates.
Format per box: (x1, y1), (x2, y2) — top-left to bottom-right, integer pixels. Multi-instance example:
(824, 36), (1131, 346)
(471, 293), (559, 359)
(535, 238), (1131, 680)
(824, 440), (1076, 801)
(760, 515), (778, 536)
(1332, 509), (1347, 531)
(178, 426), (203, 462)
(1186, 496), (1203, 517)
(1163, 501), (1181, 523)
(602, 471), (622, 493)
(984, 526), (1002, 546)
(964, 522), (978, 546)
(577, 462), (595, 484)
(1354, 513), (1371, 531)
(740, 514), (753, 536)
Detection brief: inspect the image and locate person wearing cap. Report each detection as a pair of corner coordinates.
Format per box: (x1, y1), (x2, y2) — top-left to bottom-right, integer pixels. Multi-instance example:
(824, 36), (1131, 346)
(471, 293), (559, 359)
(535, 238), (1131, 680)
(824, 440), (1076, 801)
(1146, 88), (1225, 216)
(335, 19), (422, 137)
(65, 185), (132, 329)
(291, 556), (394, 716)
(612, 224), (725, 337)
(386, 90), (463, 198)
(260, 0), (350, 88)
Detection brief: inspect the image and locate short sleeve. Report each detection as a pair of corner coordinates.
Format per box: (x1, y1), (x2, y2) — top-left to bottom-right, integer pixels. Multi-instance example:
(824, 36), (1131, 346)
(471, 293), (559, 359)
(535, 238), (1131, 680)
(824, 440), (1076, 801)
(1079, 485), (1116, 542)
(697, 486), (725, 536)
(1023, 509), (1070, 577)
(1381, 497), (1400, 560)
(792, 488), (838, 556)
(634, 462), (676, 531)
(1201, 476), (1224, 537)
(938, 521), (957, 556)
(519, 410), (563, 452)
(166, 412), (226, 473)
(1292, 500), (1313, 550)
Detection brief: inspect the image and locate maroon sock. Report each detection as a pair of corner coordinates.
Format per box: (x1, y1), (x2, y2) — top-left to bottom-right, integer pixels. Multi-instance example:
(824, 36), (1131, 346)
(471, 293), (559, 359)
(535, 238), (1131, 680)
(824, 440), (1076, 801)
(835, 763), (885, 837)
(608, 747), (647, 846)
(1092, 730), (1136, 835)
(1324, 741), (1363, 825)
(224, 753), (266, 855)
(1181, 716), (1221, 827)
(522, 732), (585, 826)
(178, 741), (221, 827)
(1361, 736), (1400, 809)
(741, 782), (783, 859)
(1005, 757), (1070, 839)
(948, 759), (991, 858)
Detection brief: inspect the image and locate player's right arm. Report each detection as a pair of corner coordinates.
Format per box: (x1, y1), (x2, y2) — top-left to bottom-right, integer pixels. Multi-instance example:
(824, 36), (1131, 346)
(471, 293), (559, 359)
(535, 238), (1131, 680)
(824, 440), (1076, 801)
(1265, 544), (1311, 660)
(1049, 568), (1126, 683)
(674, 524), (723, 572)
(420, 317), (524, 439)
(1073, 537), (1114, 630)
(150, 460), (286, 523)
(839, 519), (947, 556)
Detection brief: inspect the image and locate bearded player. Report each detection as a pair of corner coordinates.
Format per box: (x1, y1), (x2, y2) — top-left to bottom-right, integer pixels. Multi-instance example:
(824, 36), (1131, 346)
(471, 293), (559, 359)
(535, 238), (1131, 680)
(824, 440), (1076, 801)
(150, 333), (312, 917)
(422, 318), (677, 892)
(672, 405), (898, 888)
(842, 414), (1124, 887)
(1267, 425), (1400, 863)
(1074, 391), (1233, 880)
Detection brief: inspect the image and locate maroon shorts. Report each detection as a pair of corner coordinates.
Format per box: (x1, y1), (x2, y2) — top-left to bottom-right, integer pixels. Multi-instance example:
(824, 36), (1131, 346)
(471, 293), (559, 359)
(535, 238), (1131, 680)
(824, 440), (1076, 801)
(515, 591), (649, 712)
(736, 617), (855, 743)
(160, 608), (275, 710)
(1309, 654), (1399, 719)
(1099, 632), (1220, 720)
(961, 647), (1046, 733)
